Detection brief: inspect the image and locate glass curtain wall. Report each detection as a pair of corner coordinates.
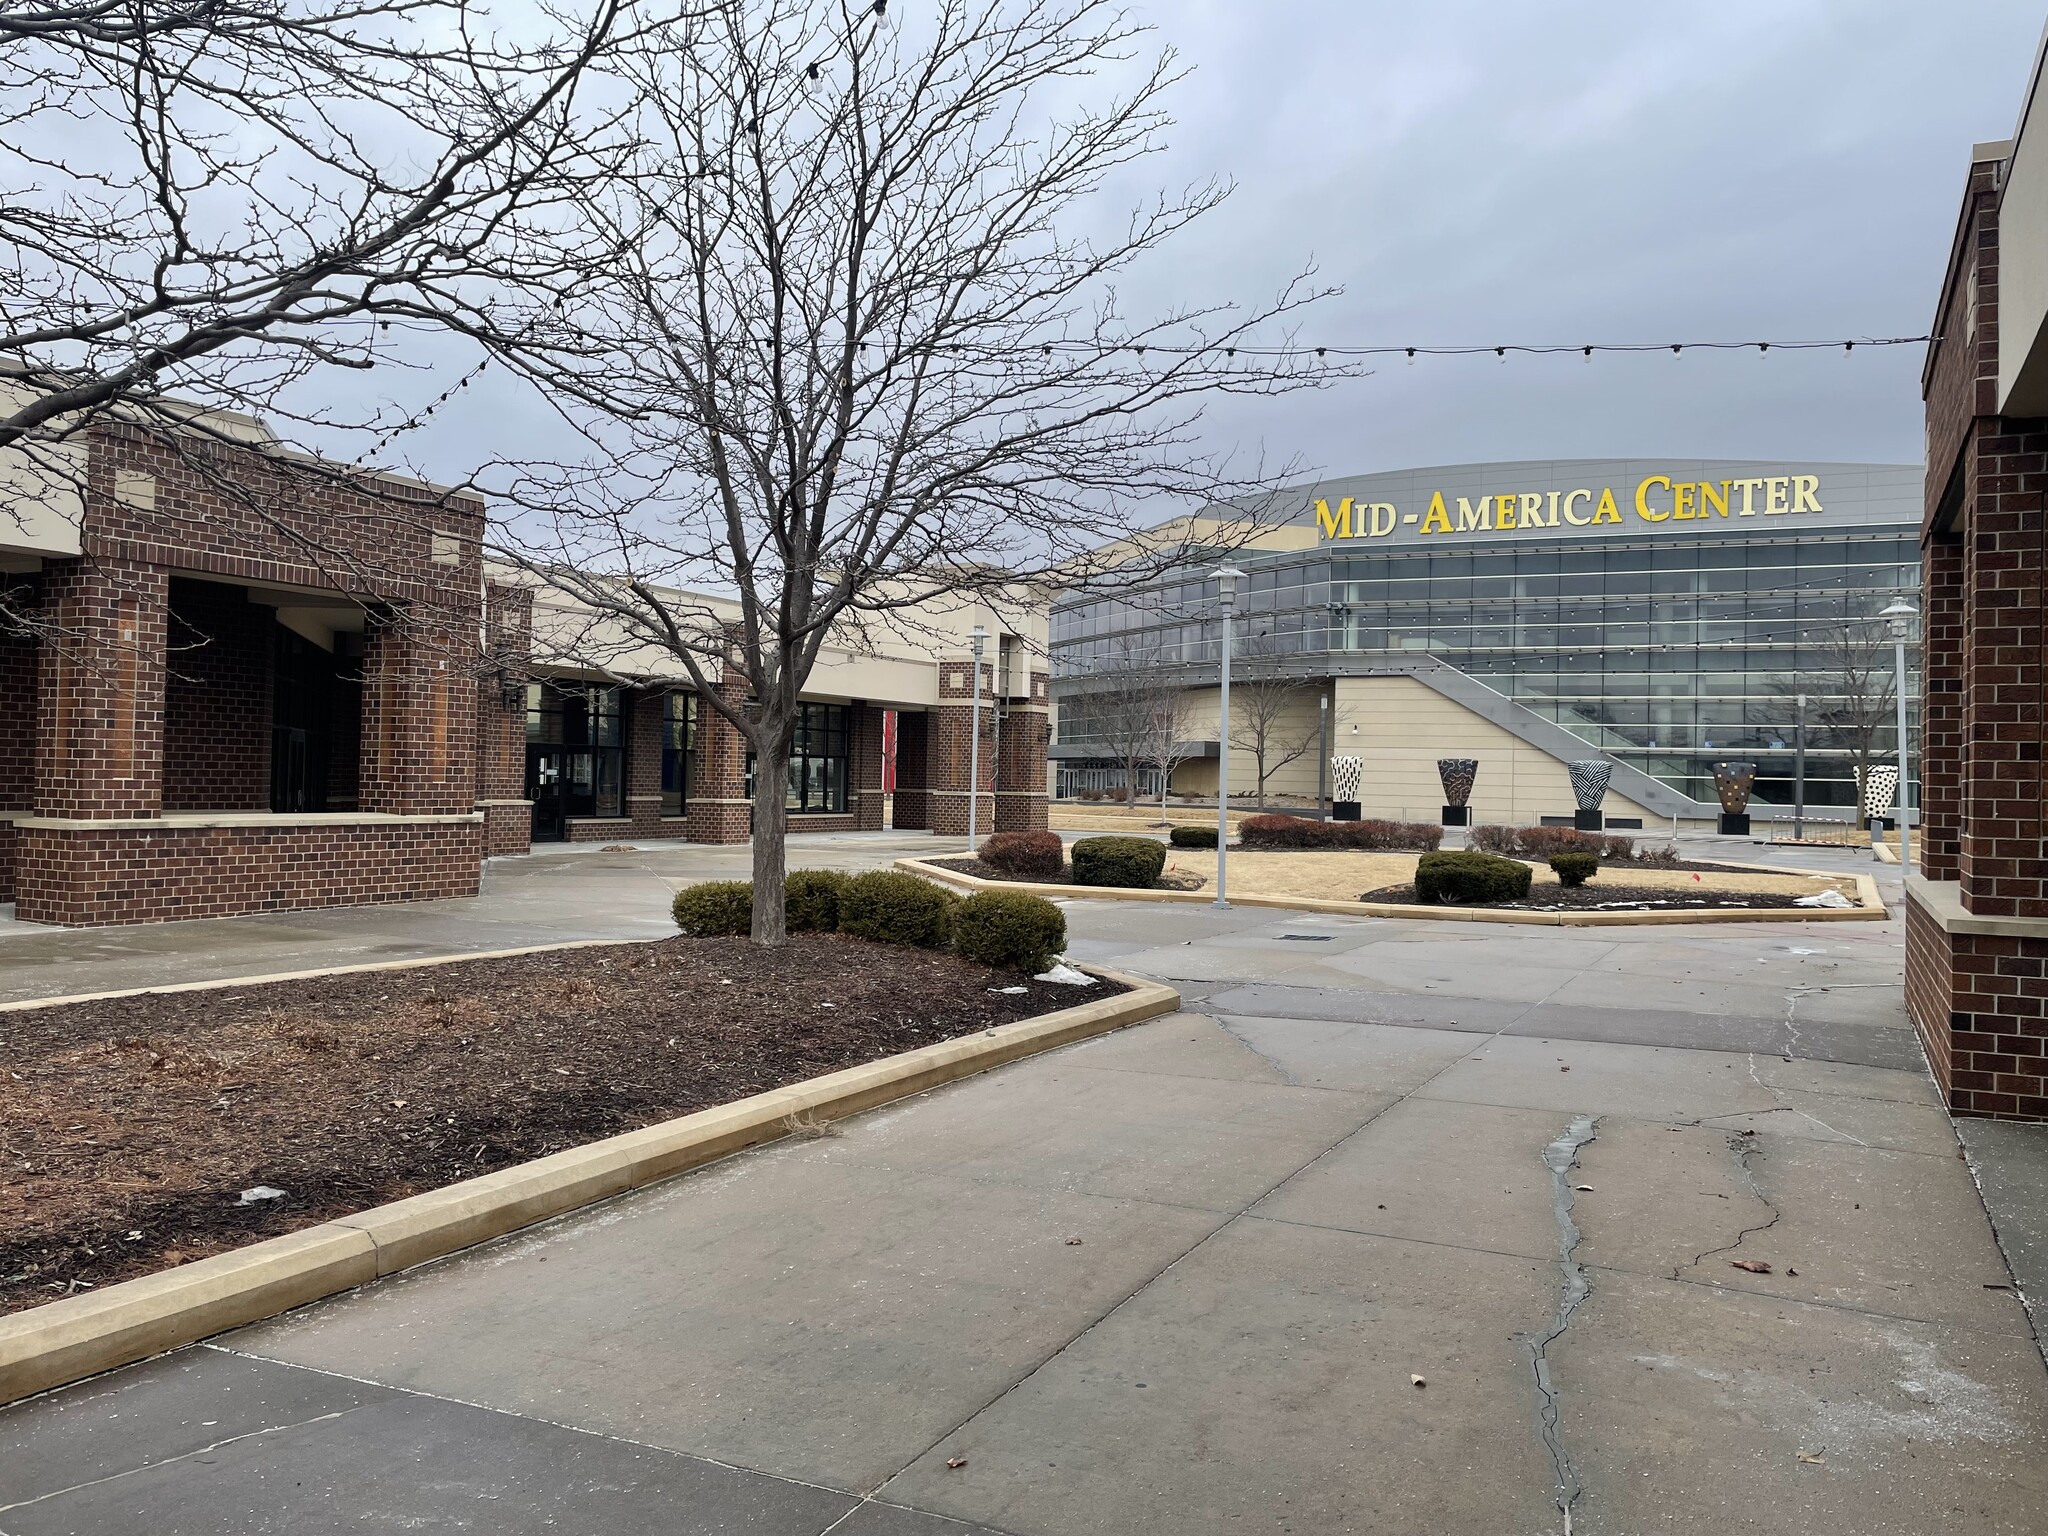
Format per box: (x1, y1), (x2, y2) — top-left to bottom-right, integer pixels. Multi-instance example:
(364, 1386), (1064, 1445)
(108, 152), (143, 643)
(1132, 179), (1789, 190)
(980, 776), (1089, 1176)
(1052, 535), (1919, 809)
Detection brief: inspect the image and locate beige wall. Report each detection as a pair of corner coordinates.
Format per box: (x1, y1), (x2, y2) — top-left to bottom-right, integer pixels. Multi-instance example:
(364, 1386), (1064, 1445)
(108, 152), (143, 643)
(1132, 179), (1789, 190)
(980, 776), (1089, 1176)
(1168, 683), (1325, 802)
(1149, 673), (1661, 825)
(1327, 675), (1656, 824)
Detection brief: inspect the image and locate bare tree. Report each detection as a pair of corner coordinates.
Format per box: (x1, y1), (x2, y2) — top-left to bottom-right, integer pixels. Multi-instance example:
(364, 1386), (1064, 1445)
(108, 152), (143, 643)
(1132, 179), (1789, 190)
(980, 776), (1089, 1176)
(1227, 632), (1317, 808)
(1776, 610), (1902, 812)
(0, 0), (662, 613)
(1145, 684), (1203, 822)
(480, 0), (1340, 944)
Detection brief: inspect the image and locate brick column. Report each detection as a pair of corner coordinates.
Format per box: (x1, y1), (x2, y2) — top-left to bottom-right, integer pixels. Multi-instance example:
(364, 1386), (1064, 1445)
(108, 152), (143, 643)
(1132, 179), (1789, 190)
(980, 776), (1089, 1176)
(360, 609), (474, 815)
(892, 710), (930, 829)
(684, 676), (751, 843)
(625, 688), (667, 836)
(474, 583), (532, 856)
(1919, 529), (1966, 881)
(929, 657), (995, 837)
(994, 667), (1051, 831)
(34, 557), (167, 818)
(1957, 449), (2048, 918)
(850, 701), (886, 831)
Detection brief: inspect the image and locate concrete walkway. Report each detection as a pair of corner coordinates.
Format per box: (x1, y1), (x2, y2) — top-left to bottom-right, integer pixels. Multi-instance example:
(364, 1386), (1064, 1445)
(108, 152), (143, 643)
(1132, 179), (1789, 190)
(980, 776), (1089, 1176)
(5, 850), (2048, 1533)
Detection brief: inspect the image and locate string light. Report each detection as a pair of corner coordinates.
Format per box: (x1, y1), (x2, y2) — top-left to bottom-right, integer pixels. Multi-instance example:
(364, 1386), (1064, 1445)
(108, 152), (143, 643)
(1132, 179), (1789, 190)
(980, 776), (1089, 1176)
(1017, 333), (1932, 360)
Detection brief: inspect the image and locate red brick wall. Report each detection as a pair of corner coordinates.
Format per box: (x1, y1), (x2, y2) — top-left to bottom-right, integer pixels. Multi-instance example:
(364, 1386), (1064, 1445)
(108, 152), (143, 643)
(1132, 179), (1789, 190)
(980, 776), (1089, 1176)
(892, 710), (930, 831)
(1904, 906), (2048, 1119)
(15, 817), (481, 926)
(994, 668), (1052, 833)
(34, 557), (168, 818)
(163, 579), (272, 812)
(1920, 531), (1966, 880)
(0, 613), (35, 898)
(683, 677), (751, 844)
(1905, 894), (1957, 1100)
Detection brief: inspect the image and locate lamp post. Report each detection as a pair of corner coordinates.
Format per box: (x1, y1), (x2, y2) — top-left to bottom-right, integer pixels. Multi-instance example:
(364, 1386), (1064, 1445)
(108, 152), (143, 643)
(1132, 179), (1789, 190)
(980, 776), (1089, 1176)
(1317, 692), (1330, 821)
(1213, 567), (1244, 910)
(967, 625), (988, 848)
(1793, 693), (1807, 842)
(1879, 597), (1917, 871)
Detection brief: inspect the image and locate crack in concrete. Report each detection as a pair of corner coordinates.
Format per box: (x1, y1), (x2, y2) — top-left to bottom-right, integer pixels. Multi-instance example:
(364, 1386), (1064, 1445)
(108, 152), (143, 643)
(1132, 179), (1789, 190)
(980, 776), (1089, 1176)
(1677, 1127), (1783, 1281)
(1523, 1113), (1599, 1536)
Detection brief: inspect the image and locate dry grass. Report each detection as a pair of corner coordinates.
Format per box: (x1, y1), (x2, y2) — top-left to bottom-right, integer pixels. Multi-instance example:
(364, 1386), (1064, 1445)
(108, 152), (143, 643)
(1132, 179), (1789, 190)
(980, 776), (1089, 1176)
(1152, 850), (1860, 904)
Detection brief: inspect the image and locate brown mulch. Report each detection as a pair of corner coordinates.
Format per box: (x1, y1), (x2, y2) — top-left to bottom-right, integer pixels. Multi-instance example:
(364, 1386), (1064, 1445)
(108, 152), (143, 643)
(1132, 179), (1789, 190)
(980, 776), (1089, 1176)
(927, 856), (1206, 893)
(0, 935), (1123, 1317)
(1360, 881), (1820, 911)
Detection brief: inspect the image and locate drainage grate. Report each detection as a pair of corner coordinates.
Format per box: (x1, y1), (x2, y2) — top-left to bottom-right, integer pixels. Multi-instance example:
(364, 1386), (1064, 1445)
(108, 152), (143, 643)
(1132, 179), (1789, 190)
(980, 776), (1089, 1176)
(1276, 933), (1334, 942)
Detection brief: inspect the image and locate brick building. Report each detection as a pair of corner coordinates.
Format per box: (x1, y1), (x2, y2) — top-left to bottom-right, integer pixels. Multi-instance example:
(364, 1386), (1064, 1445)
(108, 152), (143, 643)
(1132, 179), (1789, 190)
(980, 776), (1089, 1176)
(1908, 60), (2048, 1122)
(0, 413), (1046, 927)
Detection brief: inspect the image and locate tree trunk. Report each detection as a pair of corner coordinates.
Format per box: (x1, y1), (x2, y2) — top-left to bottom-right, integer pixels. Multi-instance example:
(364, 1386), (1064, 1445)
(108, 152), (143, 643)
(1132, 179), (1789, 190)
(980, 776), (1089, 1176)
(1255, 749), (1268, 810)
(750, 732), (792, 947)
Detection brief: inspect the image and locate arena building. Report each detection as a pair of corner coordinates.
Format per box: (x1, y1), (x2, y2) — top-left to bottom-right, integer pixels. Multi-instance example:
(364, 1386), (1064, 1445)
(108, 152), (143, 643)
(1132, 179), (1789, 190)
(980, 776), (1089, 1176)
(1050, 458), (1920, 829)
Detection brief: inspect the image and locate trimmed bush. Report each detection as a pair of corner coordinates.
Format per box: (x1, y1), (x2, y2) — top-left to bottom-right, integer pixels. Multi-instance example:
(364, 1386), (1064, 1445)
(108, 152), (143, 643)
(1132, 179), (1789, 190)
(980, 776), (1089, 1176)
(838, 869), (957, 948)
(1169, 824), (1219, 849)
(1471, 824), (1635, 861)
(1240, 813), (1441, 852)
(784, 868), (850, 932)
(1070, 835), (1167, 889)
(1414, 850), (1533, 905)
(1549, 852), (1599, 887)
(1240, 813), (1349, 849)
(672, 880), (753, 936)
(1350, 818), (1445, 853)
(980, 830), (1065, 879)
(951, 890), (1067, 973)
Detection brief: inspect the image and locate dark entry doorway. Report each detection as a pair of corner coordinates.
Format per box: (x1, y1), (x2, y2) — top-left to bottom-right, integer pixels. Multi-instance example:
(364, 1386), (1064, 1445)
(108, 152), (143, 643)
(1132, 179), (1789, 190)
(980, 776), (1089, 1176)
(528, 749), (568, 842)
(271, 626), (333, 813)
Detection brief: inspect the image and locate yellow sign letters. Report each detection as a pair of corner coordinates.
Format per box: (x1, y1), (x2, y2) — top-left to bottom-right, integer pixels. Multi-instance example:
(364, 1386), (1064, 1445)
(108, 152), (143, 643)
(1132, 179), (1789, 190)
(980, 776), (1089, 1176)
(1319, 473), (1824, 542)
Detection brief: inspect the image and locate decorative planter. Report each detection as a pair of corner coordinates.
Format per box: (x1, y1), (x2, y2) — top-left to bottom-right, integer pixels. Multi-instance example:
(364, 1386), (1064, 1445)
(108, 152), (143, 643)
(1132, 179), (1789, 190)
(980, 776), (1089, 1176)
(1330, 755), (1362, 821)
(1567, 760), (1612, 832)
(1712, 761), (1756, 837)
(1859, 763), (1900, 830)
(1437, 757), (1477, 827)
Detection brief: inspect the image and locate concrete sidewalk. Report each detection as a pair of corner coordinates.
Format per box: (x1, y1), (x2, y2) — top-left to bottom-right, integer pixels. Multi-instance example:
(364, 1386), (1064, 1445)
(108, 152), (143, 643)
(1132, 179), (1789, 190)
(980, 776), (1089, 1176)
(4, 892), (2045, 1534)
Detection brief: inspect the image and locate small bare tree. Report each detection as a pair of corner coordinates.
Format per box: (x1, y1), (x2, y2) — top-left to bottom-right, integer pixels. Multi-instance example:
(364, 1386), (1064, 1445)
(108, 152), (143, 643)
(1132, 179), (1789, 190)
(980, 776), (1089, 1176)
(1777, 609), (1902, 812)
(481, 0), (1340, 943)
(1227, 632), (1317, 808)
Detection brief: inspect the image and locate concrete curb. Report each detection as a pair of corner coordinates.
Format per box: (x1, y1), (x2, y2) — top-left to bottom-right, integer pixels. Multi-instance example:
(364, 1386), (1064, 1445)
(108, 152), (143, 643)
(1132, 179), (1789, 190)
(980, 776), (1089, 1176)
(0, 965), (1179, 1407)
(899, 858), (1888, 927)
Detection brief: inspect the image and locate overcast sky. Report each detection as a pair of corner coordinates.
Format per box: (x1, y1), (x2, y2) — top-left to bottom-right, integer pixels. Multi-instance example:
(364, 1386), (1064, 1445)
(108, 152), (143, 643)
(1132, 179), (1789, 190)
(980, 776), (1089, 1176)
(396, 0), (2047, 491)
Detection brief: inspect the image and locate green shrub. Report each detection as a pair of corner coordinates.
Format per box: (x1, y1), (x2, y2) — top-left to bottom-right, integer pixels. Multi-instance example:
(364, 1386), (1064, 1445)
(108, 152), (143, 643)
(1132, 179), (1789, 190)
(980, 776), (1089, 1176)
(1070, 835), (1168, 888)
(672, 880), (754, 936)
(1169, 824), (1219, 849)
(784, 869), (850, 931)
(1549, 852), (1599, 887)
(951, 890), (1067, 973)
(838, 869), (957, 948)
(1414, 850), (1533, 905)
(979, 830), (1065, 879)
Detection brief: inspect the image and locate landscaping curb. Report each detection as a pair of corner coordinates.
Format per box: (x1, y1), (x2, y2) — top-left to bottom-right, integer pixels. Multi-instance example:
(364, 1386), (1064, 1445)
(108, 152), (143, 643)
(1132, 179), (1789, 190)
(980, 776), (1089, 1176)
(899, 858), (1887, 926)
(0, 964), (1178, 1407)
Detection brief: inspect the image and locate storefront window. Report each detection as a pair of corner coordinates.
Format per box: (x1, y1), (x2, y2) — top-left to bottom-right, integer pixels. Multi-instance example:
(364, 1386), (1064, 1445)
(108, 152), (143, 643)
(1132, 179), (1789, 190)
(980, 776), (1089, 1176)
(526, 683), (624, 820)
(661, 692), (695, 816)
(788, 702), (849, 814)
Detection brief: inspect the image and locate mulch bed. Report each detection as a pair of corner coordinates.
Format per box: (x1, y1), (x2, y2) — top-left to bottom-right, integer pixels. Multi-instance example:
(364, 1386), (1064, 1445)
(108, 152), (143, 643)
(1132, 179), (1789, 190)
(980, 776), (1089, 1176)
(0, 936), (1123, 1317)
(1359, 881), (1826, 911)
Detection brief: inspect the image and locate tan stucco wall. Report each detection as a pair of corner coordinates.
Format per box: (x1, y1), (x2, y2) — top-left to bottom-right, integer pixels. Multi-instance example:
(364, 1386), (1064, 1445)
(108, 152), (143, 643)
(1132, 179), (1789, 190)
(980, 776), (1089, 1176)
(1168, 683), (1325, 801)
(1326, 675), (1656, 824)
(1153, 674), (1660, 825)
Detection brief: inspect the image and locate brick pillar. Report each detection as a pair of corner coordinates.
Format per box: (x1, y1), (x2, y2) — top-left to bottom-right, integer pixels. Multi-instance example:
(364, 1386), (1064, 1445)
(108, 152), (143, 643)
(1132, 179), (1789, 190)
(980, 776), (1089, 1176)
(626, 688), (667, 835)
(684, 676), (750, 843)
(0, 589), (40, 903)
(994, 667), (1051, 831)
(474, 584), (532, 856)
(851, 701), (886, 831)
(34, 557), (167, 818)
(892, 710), (930, 829)
(929, 657), (995, 837)
(1957, 447), (2048, 918)
(1920, 529), (1966, 881)
(360, 610), (474, 815)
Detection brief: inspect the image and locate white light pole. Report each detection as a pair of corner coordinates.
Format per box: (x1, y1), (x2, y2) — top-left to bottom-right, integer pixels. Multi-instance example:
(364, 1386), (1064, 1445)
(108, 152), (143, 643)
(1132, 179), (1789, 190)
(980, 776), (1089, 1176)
(1879, 597), (1917, 871)
(1213, 567), (1244, 910)
(967, 625), (988, 848)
